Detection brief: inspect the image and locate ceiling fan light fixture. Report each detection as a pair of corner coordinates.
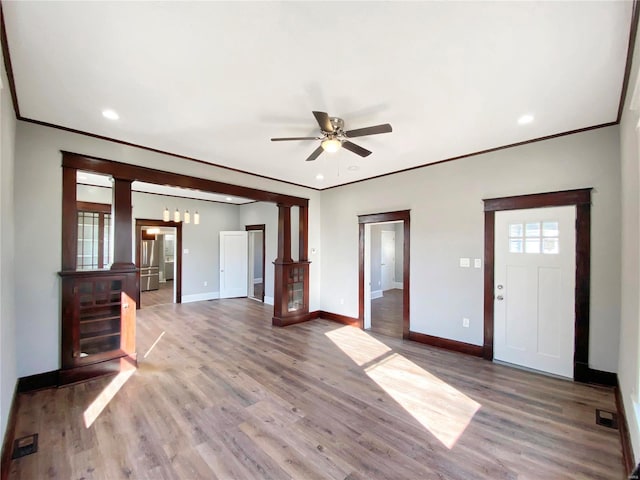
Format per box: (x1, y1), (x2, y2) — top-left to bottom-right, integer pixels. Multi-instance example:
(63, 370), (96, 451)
(321, 138), (342, 153)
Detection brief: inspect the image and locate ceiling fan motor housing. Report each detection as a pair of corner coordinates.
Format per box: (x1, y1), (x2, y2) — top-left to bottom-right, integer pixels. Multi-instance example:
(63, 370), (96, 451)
(329, 117), (345, 134)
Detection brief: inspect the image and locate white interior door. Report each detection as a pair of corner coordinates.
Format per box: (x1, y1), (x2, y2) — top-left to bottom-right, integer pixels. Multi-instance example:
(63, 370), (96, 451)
(494, 206), (576, 377)
(219, 231), (248, 299)
(381, 230), (395, 291)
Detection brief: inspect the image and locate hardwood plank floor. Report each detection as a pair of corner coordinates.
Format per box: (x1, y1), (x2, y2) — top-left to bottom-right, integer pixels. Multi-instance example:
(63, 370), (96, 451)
(141, 281), (174, 308)
(8, 299), (624, 479)
(370, 288), (403, 338)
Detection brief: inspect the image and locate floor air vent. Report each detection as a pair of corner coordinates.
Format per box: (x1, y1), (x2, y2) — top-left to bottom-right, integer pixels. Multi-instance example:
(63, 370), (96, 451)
(11, 433), (38, 459)
(595, 409), (618, 429)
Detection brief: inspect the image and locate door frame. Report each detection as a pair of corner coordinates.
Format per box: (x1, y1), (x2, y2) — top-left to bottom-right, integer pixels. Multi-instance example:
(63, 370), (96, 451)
(135, 218), (182, 307)
(483, 188), (591, 382)
(358, 210), (410, 339)
(246, 224), (266, 302)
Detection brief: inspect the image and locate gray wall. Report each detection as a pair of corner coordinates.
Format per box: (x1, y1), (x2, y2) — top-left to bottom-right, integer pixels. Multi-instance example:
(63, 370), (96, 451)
(618, 18), (640, 461)
(0, 49), (17, 445)
(321, 126), (621, 373)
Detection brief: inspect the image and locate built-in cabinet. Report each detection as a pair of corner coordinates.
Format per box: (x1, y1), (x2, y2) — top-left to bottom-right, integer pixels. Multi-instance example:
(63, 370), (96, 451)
(59, 269), (137, 385)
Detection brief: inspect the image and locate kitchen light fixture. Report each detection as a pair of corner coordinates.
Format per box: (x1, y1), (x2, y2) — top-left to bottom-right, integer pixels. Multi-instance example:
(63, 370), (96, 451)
(163, 207), (200, 225)
(146, 228), (161, 235)
(315, 173), (324, 180)
(321, 137), (341, 153)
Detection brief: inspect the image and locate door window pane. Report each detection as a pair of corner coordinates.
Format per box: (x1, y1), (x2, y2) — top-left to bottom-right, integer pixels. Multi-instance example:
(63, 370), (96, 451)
(542, 238), (559, 254)
(525, 238), (541, 254)
(525, 222), (540, 237)
(509, 239), (523, 253)
(509, 223), (523, 237)
(542, 222), (559, 237)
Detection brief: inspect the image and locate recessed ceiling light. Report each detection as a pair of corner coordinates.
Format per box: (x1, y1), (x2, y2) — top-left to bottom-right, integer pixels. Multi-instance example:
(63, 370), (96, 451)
(226, 197), (233, 201)
(102, 109), (119, 120)
(315, 173), (324, 181)
(517, 114), (534, 125)
(347, 165), (359, 171)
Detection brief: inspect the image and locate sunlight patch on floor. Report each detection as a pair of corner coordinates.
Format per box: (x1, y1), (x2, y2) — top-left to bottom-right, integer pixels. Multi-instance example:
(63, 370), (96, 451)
(83, 362), (136, 428)
(144, 331), (166, 359)
(326, 326), (481, 449)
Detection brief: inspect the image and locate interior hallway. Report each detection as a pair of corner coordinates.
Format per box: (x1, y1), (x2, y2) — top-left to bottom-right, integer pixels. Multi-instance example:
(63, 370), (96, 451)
(370, 288), (403, 338)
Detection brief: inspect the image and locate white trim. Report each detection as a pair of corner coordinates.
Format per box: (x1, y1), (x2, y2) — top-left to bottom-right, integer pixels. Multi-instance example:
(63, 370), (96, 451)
(371, 290), (383, 300)
(264, 295), (274, 305)
(181, 291), (219, 303)
(393, 282), (403, 290)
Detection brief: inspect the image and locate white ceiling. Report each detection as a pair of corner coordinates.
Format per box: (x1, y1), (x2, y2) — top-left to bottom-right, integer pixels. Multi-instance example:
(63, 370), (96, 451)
(3, 1), (634, 189)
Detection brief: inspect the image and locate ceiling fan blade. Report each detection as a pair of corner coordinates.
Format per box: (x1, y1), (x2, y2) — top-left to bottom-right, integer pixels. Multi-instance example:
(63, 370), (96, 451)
(305, 145), (324, 162)
(345, 123), (392, 138)
(312, 111), (334, 133)
(342, 141), (372, 157)
(271, 137), (319, 141)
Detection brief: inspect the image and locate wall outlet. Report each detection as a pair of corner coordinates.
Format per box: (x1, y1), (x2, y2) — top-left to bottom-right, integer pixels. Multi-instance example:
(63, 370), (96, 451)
(459, 258), (470, 268)
(340, 298), (345, 305)
(474, 258), (482, 268)
(184, 248), (189, 254)
(204, 281), (207, 287)
(462, 317), (470, 328)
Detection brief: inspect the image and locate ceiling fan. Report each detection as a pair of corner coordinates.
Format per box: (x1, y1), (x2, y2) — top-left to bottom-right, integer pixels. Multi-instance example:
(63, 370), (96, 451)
(271, 111), (392, 162)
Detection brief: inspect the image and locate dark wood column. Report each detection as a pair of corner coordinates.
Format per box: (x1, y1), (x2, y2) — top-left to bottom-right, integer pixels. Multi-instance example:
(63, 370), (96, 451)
(299, 205), (308, 262)
(111, 178), (135, 270)
(276, 204), (293, 262)
(61, 166), (78, 271)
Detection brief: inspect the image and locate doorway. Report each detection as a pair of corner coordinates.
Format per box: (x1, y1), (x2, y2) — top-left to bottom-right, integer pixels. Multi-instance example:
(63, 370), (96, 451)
(135, 218), (182, 309)
(246, 224), (266, 302)
(358, 211), (410, 339)
(483, 188), (593, 382)
(366, 222), (404, 337)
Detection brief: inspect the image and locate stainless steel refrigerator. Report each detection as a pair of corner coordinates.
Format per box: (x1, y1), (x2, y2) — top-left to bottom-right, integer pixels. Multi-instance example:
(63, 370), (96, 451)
(140, 239), (160, 291)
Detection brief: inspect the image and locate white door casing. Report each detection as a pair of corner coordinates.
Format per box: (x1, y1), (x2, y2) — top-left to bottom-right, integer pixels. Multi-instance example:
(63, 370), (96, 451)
(381, 230), (395, 291)
(494, 206), (576, 378)
(219, 231), (248, 299)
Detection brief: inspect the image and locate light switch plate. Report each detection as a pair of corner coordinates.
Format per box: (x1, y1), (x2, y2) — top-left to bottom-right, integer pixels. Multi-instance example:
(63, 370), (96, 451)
(184, 248), (189, 254)
(459, 258), (470, 268)
(474, 258), (482, 268)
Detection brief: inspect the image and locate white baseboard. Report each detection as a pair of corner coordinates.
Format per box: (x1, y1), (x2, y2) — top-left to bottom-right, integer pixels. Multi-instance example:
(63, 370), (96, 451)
(181, 291), (219, 303)
(371, 290), (383, 300)
(264, 295), (274, 305)
(393, 282), (403, 290)
(253, 277), (263, 284)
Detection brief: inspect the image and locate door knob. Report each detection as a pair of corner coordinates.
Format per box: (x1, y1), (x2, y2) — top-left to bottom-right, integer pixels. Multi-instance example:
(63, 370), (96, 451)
(496, 295), (504, 301)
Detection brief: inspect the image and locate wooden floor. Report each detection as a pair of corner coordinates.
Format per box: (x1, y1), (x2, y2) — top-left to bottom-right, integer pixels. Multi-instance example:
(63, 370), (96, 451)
(141, 281), (174, 308)
(8, 299), (624, 479)
(370, 288), (403, 338)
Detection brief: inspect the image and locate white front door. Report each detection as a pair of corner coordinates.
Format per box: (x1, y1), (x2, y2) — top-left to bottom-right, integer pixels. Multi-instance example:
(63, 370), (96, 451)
(381, 230), (395, 291)
(219, 231), (248, 299)
(494, 206), (576, 378)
